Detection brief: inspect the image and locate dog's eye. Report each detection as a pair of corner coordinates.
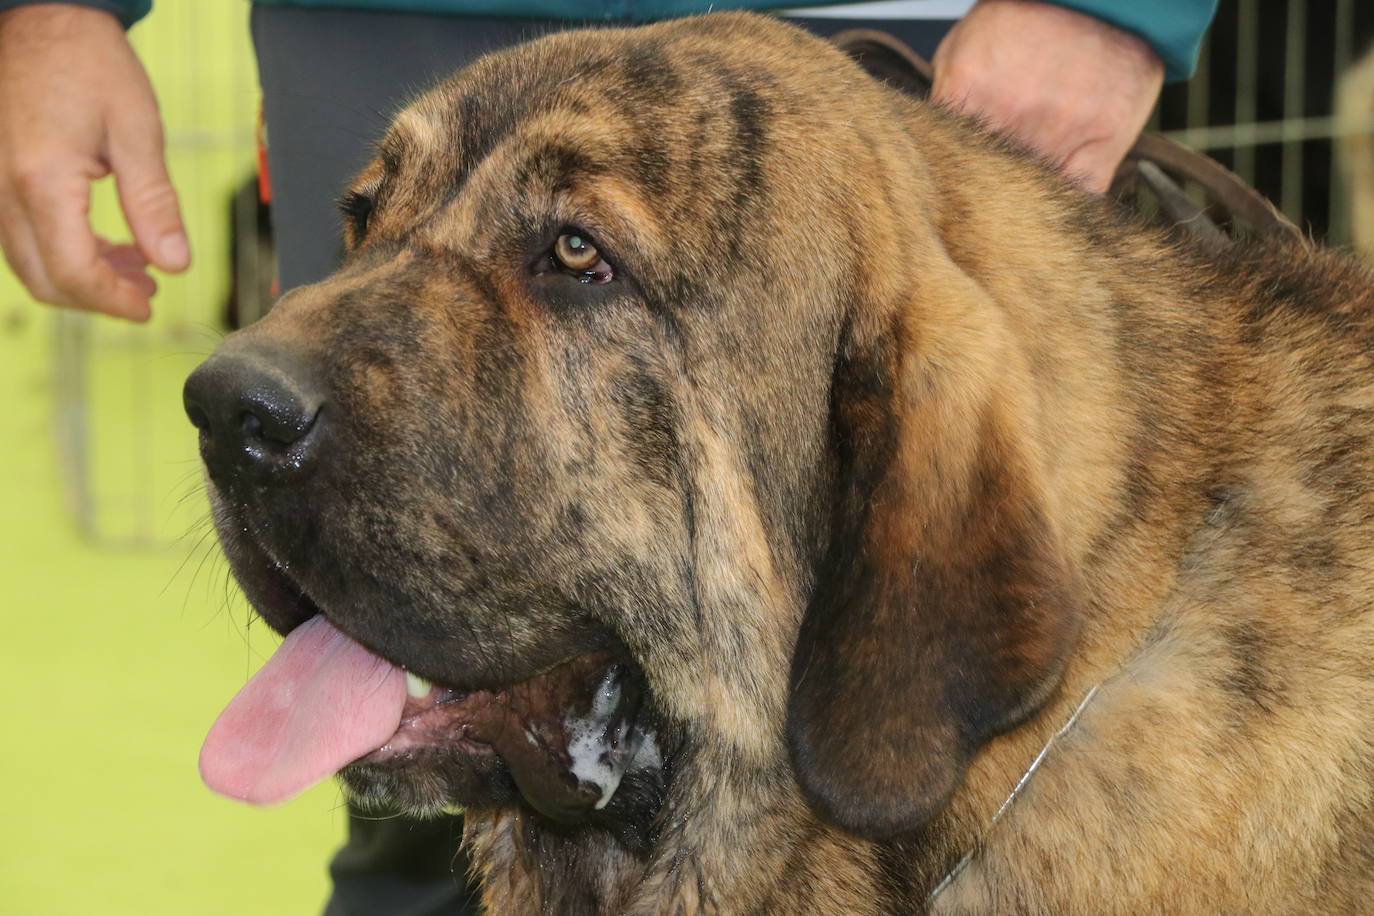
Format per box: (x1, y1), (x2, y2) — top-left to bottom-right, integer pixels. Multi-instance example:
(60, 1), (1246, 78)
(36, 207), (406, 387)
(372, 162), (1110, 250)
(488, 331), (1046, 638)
(340, 190), (375, 239)
(555, 233), (599, 270)
(551, 232), (613, 283)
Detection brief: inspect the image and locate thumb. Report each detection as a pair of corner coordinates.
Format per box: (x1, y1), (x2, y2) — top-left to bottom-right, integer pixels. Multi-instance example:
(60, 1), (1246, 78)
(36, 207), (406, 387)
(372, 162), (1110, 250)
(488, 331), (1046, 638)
(108, 108), (190, 274)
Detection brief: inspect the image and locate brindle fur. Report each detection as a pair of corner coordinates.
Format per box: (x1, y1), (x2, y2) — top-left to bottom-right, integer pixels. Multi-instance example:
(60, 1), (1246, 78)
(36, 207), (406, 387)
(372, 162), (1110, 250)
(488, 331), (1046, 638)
(215, 12), (1374, 913)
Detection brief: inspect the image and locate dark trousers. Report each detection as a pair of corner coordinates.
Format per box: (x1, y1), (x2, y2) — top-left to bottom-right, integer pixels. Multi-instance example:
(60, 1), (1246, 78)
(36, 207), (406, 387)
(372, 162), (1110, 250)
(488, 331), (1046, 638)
(251, 7), (953, 913)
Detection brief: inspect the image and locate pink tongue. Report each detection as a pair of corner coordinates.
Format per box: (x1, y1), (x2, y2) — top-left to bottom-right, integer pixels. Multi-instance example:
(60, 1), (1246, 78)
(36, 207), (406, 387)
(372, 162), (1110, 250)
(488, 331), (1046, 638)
(199, 614), (406, 805)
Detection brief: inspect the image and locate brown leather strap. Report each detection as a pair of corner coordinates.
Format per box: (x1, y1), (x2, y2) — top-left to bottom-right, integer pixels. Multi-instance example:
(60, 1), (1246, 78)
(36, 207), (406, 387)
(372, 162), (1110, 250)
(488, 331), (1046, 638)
(830, 28), (1304, 248)
(1112, 133), (1304, 246)
(830, 28), (934, 98)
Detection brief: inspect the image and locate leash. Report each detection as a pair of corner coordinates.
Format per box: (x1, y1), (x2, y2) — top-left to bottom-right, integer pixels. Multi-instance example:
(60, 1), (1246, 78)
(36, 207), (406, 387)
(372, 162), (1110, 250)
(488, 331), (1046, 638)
(924, 682), (1105, 902)
(830, 29), (1305, 249)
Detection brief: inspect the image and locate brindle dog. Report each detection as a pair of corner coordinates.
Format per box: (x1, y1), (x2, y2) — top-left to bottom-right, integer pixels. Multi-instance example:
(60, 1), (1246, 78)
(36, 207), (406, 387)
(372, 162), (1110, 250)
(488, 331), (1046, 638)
(185, 12), (1374, 913)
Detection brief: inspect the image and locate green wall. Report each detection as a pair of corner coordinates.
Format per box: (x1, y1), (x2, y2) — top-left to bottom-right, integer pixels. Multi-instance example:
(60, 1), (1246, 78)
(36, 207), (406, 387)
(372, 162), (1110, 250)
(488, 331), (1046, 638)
(0, 3), (347, 912)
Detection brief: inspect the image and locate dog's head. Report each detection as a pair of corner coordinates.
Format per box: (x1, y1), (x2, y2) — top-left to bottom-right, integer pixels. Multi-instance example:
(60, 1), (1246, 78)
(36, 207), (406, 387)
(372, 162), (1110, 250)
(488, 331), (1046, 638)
(187, 11), (1081, 862)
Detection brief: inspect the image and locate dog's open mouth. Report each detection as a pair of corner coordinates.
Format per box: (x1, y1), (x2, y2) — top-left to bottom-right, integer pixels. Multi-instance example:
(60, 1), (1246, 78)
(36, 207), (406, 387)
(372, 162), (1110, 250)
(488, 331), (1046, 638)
(199, 612), (657, 823)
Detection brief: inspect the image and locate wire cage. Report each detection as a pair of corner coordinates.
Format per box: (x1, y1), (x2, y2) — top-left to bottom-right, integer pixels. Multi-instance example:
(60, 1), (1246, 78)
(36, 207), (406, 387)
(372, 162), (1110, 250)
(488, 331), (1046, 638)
(47, 0), (1374, 547)
(51, 1), (263, 547)
(1155, 0), (1374, 246)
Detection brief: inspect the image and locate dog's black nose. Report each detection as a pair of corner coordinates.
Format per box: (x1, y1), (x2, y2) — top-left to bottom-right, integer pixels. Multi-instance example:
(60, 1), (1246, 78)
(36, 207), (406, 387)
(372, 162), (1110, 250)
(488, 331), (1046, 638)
(184, 345), (326, 483)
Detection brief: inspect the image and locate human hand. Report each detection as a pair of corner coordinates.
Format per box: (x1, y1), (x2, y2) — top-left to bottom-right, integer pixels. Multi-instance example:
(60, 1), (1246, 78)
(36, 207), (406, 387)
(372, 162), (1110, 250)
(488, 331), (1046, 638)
(0, 4), (190, 321)
(932, 0), (1165, 194)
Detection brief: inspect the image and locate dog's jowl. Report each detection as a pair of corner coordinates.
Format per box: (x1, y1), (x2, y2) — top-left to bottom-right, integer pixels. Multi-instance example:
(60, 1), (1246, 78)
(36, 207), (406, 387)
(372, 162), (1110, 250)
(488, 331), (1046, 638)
(186, 12), (1374, 913)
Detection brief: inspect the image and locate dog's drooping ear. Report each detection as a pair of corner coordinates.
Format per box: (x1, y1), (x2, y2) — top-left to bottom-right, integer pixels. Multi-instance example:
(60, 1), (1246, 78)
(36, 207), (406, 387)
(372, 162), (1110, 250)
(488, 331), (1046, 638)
(787, 316), (1082, 841)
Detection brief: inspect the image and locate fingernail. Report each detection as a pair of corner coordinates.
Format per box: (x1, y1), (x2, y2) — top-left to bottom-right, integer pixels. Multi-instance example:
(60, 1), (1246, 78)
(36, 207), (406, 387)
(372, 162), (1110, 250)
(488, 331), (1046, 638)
(159, 233), (190, 269)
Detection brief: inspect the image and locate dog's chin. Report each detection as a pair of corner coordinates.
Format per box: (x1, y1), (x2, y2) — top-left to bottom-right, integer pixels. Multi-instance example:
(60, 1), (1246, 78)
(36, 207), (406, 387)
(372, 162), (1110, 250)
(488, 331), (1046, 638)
(341, 743), (518, 817)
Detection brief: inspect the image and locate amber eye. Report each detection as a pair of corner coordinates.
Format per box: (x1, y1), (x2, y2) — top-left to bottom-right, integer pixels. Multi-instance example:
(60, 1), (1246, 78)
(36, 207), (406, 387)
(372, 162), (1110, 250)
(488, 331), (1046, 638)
(554, 233), (601, 271)
(546, 231), (614, 285)
(340, 186), (377, 242)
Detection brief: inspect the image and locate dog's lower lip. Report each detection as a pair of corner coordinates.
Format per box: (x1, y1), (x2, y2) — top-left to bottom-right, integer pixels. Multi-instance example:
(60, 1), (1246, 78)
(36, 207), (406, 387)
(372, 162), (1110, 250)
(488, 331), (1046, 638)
(398, 682), (477, 726)
(367, 698), (494, 760)
(350, 653), (650, 821)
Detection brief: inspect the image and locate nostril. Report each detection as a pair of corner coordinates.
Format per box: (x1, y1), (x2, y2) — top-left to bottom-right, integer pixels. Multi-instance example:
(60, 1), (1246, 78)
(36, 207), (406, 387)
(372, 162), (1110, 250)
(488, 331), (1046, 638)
(238, 399), (320, 447)
(186, 402), (211, 433)
(240, 410), (265, 442)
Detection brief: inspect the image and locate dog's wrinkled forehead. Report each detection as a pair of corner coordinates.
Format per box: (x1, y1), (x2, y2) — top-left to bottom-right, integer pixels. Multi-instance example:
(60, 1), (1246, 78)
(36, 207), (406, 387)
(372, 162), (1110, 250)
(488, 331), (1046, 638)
(343, 15), (853, 268)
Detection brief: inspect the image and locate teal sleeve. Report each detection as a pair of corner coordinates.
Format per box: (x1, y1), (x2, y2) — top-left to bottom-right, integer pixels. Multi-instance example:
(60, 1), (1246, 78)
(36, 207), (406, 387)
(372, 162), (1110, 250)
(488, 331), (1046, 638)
(0, 0), (151, 27)
(1051, 0), (1219, 82)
